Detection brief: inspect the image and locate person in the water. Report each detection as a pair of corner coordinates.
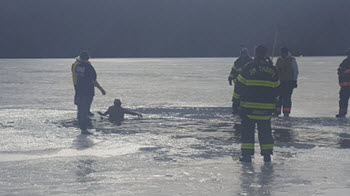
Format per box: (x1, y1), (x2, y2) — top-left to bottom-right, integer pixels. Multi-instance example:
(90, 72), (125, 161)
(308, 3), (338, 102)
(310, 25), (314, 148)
(98, 99), (142, 125)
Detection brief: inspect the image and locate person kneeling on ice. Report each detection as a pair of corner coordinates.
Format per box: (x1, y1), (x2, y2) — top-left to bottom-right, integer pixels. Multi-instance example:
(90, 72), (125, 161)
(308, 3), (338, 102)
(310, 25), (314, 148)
(98, 99), (142, 125)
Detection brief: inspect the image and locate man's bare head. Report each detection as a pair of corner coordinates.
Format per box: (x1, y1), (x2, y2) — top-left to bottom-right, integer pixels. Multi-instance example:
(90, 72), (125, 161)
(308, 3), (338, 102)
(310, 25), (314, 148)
(114, 99), (122, 107)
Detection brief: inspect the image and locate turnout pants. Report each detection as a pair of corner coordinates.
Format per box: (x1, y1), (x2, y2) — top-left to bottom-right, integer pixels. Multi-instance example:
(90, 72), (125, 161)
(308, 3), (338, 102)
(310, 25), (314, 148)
(339, 87), (350, 115)
(76, 96), (93, 130)
(276, 82), (294, 115)
(240, 116), (274, 156)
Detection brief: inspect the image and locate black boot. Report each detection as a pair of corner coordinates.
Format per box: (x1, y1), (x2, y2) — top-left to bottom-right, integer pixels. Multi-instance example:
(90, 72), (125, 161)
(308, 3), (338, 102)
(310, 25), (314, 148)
(263, 154), (271, 162)
(336, 114), (346, 118)
(239, 154), (252, 162)
(81, 129), (93, 135)
(336, 109), (347, 118)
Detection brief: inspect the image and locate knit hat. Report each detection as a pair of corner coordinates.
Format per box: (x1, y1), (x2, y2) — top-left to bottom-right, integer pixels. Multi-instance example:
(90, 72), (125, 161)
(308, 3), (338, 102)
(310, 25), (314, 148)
(79, 51), (90, 61)
(255, 45), (268, 58)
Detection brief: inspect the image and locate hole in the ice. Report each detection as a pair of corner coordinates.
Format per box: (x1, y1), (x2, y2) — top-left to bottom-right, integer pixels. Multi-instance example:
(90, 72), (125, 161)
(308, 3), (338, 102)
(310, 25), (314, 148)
(339, 133), (350, 148)
(273, 128), (294, 143)
(139, 147), (163, 152)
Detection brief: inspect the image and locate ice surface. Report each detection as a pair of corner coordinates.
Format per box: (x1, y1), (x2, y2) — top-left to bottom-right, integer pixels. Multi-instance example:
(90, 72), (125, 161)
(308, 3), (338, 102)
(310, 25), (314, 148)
(0, 57), (349, 195)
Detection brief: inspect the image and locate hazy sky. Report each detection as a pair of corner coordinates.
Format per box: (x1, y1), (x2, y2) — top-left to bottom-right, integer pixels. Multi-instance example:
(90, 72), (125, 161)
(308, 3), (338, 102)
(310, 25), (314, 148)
(0, 0), (349, 58)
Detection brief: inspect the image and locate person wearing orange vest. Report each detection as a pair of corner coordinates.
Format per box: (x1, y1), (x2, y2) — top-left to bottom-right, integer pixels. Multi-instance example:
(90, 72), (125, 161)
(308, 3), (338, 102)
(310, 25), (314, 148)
(336, 48), (350, 118)
(274, 47), (299, 117)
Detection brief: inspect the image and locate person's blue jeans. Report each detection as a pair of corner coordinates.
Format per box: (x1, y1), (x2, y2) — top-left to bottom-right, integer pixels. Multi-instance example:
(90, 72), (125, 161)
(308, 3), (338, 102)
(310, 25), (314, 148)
(76, 96), (93, 130)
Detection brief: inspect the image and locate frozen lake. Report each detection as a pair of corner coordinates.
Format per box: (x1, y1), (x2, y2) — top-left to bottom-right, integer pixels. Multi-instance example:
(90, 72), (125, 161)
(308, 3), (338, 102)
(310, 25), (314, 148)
(0, 57), (349, 195)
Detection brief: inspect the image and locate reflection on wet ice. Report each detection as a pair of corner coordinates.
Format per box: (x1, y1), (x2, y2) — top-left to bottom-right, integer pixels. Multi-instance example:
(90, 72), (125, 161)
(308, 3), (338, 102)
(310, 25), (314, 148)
(239, 163), (274, 196)
(273, 128), (293, 143)
(72, 135), (95, 150)
(72, 136), (97, 183)
(75, 159), (97, 183)
(339, 133), (350, 148)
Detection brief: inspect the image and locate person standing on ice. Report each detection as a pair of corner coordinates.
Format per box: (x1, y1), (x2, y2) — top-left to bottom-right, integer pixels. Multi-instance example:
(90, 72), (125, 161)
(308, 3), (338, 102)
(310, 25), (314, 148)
(234, 45), (280, 162)
(228, 48), (253, 114)
(71, 51), (106, 134)
(274, 47), (299, 117)
(336, 48), (350, 118)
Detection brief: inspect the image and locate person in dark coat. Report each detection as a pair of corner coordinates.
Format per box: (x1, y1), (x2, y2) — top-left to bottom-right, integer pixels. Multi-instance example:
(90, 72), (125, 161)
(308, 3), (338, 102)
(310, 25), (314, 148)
(72, 51), (106, 134)
(228, 48), (253, 114)
(336, 48), (350, 118)
(234, 45), (280, 162)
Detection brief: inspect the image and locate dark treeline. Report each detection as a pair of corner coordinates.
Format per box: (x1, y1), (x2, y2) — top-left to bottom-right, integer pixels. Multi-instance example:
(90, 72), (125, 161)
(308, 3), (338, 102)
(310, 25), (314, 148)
(0, 0), (349, 58)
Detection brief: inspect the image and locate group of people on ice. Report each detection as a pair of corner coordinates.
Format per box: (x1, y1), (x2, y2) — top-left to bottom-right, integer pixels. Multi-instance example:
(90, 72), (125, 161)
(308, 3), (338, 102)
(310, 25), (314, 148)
(70, 46), (350, 163)
(228, 45), (350, 162)
(71, 51), (142, 135)
(229, 46), (299, 118)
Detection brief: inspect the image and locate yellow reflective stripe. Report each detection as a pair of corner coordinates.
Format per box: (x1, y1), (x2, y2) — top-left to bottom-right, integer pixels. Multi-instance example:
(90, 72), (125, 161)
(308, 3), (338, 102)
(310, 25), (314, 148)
(247, 115), (271, 120)
(72, 62), (79, 85)
(261, 144), (274, 150)
(232, 66), (242, 72)
(241, 143), (254, 149)
(229, 74), (233, 78)
(240, 101), (275, 109)
(233, 92), (240, 99)
(237, 75), (280, 88)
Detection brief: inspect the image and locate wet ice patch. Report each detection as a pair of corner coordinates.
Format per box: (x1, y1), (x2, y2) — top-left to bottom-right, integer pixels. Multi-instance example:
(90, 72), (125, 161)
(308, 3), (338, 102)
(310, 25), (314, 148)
(0, 109), (149, 163)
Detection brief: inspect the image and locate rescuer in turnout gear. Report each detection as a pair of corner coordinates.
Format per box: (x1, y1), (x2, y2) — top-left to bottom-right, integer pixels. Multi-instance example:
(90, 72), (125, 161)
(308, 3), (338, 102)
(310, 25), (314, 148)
(234, 45), (280, 162)
(274, 47), (299, 117)
(228, 48), (253, 114)
(336, 48), (350, 118)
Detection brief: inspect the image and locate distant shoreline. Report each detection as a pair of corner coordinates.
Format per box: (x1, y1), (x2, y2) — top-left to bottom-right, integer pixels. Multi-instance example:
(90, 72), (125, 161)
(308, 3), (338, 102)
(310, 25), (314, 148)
(0, 55), (347, 59)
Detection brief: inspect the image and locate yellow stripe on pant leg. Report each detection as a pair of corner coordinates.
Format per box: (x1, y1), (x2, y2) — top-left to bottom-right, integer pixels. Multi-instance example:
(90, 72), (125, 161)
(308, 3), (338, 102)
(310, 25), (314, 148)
(241, 143), (255, 149)
(260, 144), (274, 150)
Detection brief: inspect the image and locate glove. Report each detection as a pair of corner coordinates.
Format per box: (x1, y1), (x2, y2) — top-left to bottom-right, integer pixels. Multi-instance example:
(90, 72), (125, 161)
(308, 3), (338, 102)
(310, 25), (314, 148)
(101, 88), (106, 95)
(229, 79), (233, 86)
(232, 99), (241, 113)
(292, 81), (298, 88)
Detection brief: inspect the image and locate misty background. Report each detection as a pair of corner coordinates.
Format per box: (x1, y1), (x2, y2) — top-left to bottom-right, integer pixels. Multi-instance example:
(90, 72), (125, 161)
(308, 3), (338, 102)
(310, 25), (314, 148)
(0, 0), (349, 58)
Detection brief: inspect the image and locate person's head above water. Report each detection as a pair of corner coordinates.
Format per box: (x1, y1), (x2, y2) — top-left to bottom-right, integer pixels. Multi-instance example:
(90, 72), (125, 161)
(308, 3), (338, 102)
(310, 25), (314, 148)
(79, 51), (90, 61)
(114, 99), (122, 107)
